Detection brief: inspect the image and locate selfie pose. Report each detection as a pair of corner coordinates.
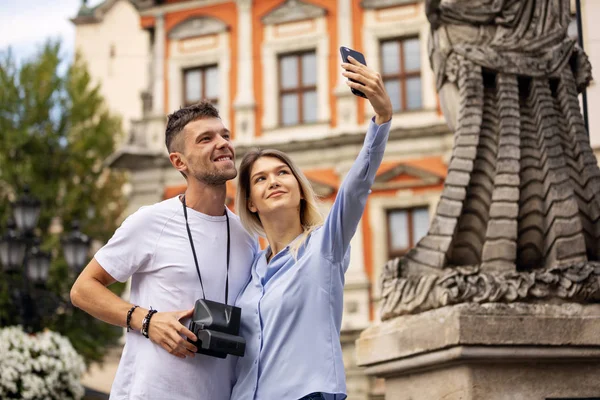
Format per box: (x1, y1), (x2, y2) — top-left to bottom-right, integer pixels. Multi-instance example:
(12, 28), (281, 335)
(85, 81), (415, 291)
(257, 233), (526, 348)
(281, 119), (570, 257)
(232, 55), (393, 400)
(70, 102), (257, 400)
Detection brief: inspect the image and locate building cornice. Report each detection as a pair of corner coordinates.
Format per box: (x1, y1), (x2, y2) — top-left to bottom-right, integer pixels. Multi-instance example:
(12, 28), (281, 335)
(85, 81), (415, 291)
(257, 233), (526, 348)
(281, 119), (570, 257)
(106, 122), (450, 171)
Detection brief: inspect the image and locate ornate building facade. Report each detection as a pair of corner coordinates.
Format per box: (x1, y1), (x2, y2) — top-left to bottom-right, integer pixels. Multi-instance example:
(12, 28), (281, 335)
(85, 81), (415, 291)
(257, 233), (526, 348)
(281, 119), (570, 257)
(72, 0), (456, 397)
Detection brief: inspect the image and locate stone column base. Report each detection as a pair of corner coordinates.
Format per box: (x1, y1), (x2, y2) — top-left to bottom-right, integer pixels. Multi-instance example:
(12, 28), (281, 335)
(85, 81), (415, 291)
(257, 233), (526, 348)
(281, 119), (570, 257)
(356, 303), (600, 400)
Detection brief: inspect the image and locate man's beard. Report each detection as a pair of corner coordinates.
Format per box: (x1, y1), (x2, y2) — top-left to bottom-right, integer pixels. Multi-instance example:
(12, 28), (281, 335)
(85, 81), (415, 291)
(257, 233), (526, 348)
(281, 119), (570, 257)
(193, 168), (237, 186)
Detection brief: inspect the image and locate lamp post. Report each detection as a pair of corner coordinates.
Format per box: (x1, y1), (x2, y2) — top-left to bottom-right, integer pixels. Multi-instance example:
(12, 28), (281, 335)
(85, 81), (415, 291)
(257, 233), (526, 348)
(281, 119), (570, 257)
(0, 186), (91, 333)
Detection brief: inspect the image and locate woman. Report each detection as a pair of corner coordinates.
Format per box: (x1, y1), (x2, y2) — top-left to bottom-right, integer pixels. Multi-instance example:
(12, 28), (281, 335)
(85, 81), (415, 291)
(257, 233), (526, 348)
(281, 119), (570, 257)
(232, 57), (392, 400)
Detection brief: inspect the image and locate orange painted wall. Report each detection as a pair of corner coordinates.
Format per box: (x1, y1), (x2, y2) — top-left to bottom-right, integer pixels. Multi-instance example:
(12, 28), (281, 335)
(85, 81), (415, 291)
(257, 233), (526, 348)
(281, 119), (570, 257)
(352, 0), (366, 125)
(141, 15), (155, 29)
(163, 2), (239, 138)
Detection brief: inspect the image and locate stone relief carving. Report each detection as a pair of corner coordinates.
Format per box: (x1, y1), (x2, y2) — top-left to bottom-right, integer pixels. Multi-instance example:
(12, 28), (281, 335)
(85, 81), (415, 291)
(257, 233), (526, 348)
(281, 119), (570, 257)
(262, 0), (326, 26)
(380, 0), (600, 319)
(168, 16), (228, 40)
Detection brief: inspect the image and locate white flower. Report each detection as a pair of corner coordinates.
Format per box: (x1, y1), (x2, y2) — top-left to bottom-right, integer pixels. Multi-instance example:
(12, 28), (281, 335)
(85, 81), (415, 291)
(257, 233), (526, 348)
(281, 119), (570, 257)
(0, 326), (86, 400)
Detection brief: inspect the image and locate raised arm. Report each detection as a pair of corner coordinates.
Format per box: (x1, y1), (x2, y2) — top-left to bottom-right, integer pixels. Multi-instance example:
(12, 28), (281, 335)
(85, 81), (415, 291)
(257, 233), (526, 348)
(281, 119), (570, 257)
(320, 56), (393, 263)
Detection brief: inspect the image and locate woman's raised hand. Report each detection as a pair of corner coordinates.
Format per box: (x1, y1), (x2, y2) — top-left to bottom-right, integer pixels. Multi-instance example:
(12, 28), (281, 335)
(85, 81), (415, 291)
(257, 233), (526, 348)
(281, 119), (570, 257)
(342, 56), (393, 125)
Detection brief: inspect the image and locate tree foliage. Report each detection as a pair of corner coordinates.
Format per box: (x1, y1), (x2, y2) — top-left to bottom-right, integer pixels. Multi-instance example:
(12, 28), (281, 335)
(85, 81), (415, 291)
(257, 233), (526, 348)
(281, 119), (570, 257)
(0, 41), (128, 364)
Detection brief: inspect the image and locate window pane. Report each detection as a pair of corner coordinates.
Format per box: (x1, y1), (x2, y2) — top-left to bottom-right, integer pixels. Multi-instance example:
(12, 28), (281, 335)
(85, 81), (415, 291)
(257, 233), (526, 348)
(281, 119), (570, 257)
(280, 55), (298, 89)
(302, 52), (316, 86)
(205, 66), (219, 99)
(406, 77), (422, 110)
(381, 41), (400, 74)
(302, 90), (317, 123)
(184, 70), (201, 104)
(389, 210), (409, 251)
(282, 93), (299, 125)
(385, 79), (402, 112)
(412, 208), (429, 245)
(403, 38), (421, 72)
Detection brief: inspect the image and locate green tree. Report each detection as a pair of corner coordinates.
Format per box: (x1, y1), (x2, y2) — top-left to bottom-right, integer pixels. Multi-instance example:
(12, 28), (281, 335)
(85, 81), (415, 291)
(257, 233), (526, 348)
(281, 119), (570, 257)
(0, 41), (128, 364)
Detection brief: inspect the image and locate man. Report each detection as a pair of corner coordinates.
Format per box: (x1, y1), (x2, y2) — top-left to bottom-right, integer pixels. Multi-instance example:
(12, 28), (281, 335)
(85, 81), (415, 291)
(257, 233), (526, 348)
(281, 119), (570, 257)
(70, 101), (257, 400)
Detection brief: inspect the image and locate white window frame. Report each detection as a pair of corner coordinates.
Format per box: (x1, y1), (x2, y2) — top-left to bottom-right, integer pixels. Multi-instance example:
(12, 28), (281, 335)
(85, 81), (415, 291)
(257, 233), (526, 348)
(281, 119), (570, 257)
(261, 17), (330, 140)
(362, 5), (439, 128)
(168, 31), (231, 127)
(368, 191), (439, 320)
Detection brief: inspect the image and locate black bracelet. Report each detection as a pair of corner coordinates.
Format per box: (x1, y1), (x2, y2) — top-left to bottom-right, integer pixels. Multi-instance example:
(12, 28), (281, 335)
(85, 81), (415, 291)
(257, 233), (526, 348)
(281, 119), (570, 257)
(141, 307), (158, 338)
(126, 305), (139, 332)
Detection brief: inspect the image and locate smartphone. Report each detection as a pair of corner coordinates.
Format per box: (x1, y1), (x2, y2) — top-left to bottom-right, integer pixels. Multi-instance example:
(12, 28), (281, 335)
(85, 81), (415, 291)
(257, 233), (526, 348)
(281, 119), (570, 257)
(340, 46), (368, 99)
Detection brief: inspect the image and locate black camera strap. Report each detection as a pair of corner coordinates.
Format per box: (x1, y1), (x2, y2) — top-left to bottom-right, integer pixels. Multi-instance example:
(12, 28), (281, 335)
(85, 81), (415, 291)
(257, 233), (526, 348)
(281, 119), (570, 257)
(182, 195), (231, 305)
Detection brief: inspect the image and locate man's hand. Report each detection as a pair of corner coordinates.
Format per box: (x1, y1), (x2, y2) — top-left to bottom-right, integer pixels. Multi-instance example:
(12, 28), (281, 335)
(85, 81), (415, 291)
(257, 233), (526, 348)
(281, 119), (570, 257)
(342, 56), (393, 125)
(147, 308), (198, 359)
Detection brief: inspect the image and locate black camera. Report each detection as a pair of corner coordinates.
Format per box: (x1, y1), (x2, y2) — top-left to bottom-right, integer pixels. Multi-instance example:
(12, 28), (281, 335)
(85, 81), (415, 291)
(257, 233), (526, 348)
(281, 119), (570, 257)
(187, 299), (246, 359)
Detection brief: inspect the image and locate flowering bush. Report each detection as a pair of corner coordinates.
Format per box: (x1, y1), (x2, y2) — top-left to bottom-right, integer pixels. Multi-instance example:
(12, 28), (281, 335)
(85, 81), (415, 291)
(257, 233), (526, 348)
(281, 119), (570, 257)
(0, 326), (86, 400)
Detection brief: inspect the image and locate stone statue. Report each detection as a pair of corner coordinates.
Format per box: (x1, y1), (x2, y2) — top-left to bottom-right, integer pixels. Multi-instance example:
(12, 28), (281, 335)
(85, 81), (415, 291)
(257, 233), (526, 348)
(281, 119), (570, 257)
(380, 0), (600, 319)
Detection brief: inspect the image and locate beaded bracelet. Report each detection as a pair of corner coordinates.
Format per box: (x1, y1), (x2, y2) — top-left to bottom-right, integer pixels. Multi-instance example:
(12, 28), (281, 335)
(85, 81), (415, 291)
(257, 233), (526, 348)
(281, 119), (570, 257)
(126, 305), (139, 332)
(141, 307), (158, 338)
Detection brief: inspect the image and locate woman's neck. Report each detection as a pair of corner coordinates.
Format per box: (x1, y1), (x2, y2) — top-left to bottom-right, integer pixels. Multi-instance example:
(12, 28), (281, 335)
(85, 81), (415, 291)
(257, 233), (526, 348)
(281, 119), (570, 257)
(262, 210), (304, 261)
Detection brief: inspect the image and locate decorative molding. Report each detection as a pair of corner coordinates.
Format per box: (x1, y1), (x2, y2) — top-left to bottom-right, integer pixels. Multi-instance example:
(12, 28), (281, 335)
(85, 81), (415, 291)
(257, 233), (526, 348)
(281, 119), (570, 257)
(380, 261), (600, 320)
(361, 0), (419, 10)
(168, 16), (228, 40)
(375, 164), (443, 184)
(235, 123), (449, 156)
(262, 0), (326, 25)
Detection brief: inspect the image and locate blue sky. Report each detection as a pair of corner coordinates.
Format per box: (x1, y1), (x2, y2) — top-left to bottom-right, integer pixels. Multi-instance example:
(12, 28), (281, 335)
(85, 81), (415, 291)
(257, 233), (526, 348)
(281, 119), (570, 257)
(0, 0), (103, 62)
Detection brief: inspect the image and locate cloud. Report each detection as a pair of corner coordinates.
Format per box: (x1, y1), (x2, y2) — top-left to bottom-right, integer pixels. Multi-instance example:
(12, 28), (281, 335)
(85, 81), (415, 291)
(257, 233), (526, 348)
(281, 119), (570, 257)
(0, 1), (79, 47)
(0, 0), (103, 60)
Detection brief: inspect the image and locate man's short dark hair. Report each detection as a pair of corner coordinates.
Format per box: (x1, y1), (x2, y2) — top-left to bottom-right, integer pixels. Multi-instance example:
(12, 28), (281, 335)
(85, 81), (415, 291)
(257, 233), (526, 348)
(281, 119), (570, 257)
(165, 101), (221, 153)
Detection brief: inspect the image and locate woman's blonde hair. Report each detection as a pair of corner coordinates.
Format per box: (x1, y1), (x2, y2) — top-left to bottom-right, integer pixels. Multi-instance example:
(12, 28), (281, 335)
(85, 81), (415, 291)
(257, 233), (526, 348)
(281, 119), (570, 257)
(236, 148), (324, 258)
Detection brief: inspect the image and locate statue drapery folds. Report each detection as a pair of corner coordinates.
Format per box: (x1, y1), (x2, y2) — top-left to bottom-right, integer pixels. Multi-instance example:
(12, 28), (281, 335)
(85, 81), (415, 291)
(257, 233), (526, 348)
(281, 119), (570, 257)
(380, 0), (600, 320)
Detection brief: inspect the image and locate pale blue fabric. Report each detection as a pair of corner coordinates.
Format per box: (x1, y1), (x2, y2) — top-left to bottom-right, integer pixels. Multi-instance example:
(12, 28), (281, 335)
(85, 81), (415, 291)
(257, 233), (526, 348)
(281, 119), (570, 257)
(232, 118), (391, 400)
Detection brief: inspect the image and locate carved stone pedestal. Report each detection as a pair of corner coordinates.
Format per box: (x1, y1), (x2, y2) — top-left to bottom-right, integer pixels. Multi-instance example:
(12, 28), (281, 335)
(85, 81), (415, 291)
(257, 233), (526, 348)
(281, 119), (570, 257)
(357, 303), (600, 400)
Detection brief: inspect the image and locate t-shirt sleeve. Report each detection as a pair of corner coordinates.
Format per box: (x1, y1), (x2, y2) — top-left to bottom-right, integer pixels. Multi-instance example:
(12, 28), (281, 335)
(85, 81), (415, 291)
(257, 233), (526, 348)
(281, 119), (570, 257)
(94, 206), (160, 283)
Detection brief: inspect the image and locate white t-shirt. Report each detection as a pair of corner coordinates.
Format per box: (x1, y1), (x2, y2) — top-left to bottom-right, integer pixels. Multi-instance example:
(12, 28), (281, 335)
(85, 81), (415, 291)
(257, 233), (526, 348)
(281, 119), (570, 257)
(94, 197), (257, 400)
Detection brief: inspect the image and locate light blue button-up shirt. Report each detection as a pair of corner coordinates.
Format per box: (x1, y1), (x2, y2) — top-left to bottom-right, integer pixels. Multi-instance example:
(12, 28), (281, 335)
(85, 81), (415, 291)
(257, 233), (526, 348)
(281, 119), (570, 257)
(232, 118), (391, 400)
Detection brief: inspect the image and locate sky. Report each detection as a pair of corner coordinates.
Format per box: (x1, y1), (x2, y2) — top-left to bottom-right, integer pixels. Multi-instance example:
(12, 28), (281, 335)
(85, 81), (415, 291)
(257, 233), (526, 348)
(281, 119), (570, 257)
(0, 0), (104, 62)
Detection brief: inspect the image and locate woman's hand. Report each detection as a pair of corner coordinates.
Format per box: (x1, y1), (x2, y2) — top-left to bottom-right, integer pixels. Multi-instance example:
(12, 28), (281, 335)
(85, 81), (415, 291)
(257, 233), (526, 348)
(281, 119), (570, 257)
(342, 56), (393, 125)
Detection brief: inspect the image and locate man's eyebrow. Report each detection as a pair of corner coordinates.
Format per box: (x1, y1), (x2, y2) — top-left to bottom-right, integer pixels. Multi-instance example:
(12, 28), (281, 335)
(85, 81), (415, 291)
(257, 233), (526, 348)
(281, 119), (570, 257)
(196, 128), (231, 137)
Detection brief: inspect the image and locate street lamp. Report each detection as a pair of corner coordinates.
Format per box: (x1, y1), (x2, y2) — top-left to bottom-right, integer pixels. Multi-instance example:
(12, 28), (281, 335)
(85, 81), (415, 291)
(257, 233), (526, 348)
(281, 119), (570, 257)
(62, 220), (91, 273)
(0, 219), (27, 273)
(0, 187), (92, 332)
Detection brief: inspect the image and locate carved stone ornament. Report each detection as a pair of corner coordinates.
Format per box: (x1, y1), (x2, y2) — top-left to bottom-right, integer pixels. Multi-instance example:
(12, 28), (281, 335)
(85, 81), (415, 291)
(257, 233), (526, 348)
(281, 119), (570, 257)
(168, 16), (228, 40)
(262, 0), (326, 26)
(380, 0), (600, 319)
